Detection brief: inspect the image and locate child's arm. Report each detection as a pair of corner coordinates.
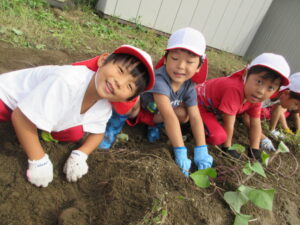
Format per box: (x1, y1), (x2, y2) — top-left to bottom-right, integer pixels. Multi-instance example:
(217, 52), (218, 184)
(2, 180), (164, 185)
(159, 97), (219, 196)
(187, 105), (206, 146)
(270, 104), (284, 131)
(153, 93), (191, 176)
(153, 93), (184, 147)
(222, 113), (236, 147)
(188, 105), (213, 170)
(11, 108), (53, 187)
(64, 133), (103, 182)
(249, 117), (261, 149)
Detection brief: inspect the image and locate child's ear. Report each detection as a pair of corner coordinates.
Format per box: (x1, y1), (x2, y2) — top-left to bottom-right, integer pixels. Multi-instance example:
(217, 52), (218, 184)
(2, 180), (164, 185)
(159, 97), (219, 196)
(97, 53), (110, 67)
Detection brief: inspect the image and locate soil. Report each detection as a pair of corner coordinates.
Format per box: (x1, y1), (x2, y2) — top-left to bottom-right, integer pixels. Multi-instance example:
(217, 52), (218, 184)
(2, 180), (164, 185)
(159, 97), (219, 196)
(0, 40), (300, 225)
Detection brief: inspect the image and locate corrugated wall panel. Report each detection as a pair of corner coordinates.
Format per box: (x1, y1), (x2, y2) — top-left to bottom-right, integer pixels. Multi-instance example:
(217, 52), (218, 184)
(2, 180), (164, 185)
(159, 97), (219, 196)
(136, 0), (163, 27)
(171, 0), (198, 32)
(246, 0), (300, 72)
(96, 0), (272, 56)
(114, 0), (141, 21)
(153, 0), (182, 33)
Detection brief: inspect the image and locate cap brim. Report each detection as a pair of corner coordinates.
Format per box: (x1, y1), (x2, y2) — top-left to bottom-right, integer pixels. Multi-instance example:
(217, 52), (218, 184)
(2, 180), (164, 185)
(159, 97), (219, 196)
(251, 64), (290, 86)
(114, 46), (155, 91)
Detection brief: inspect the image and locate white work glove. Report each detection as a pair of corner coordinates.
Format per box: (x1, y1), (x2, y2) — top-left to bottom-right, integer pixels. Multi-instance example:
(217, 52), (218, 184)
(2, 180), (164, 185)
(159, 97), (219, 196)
(270, 129), (285, 139)
(27, 154), (53, 187)
(260, 137), (276, 152)
(63, 150), (88, 182)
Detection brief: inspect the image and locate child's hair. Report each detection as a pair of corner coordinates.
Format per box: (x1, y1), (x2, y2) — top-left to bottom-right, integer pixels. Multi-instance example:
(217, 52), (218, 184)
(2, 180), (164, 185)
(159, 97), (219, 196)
(164, 49), (203, 68)
(247, 65), (282, 84)
(103, 53), (150, 100)
(289, 91), (300, 101)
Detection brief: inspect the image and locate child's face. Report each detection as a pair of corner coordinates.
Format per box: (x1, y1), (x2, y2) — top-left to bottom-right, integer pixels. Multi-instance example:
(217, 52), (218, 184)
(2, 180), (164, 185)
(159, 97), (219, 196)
(165, 49), (200, 85)
(95, 55), (139, 102)
(244, 72), (281, 103)
(280, 91), (300, 111)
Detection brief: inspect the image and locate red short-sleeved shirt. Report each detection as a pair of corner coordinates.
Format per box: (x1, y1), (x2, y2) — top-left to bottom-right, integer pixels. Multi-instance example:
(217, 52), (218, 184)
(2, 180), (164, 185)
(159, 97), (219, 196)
(72, 56), (138, 115)
(196, 69), (261, 118)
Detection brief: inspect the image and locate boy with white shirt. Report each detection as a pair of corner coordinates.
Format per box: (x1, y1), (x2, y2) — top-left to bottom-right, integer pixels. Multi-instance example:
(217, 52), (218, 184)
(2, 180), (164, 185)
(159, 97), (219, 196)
(0, 45), (154, 187)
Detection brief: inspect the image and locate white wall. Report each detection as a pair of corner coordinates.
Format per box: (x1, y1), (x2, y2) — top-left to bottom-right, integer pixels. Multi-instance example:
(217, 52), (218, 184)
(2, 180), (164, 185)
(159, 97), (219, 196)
(96, 0), (273, 56)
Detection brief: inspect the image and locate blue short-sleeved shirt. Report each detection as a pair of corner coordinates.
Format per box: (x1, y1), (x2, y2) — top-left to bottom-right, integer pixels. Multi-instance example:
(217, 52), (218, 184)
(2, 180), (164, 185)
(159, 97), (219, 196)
(141, 66), (197, 113)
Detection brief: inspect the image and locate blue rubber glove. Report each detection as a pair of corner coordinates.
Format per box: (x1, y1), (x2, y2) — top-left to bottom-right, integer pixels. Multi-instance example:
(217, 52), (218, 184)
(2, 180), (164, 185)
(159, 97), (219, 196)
(99, 111), (128, 149)
(194, 145), (213, 170)
(173, 147), (191, 177)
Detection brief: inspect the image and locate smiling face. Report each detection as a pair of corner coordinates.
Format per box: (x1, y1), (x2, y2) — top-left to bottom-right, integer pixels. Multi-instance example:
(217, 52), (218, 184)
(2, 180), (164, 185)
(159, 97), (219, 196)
(95, 54), (140, 102)
(165, 49), (201, 85)
(244, 72), (281, 103)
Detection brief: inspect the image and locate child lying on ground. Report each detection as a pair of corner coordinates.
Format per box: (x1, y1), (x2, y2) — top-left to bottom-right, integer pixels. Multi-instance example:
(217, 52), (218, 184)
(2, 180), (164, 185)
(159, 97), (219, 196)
(0, 45), (154, 187)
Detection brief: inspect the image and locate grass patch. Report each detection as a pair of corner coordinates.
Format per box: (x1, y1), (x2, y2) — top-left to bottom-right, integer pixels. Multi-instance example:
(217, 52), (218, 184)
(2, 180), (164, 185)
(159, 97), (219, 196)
(0, 0), (247, 69)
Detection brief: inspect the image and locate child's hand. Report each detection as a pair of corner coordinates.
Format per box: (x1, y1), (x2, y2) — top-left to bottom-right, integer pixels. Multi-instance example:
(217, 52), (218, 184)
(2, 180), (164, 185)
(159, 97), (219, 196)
(173, 147), (191, 177)
(63, 150), (88, 182)
(260, 137), (276, 151)
(27, 154), (53, 187)
(193, 145), (213, 170)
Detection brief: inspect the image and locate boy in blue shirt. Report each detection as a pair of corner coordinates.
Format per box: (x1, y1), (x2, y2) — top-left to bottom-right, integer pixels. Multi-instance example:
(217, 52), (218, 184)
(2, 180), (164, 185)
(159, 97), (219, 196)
(101, 27), (212, 176)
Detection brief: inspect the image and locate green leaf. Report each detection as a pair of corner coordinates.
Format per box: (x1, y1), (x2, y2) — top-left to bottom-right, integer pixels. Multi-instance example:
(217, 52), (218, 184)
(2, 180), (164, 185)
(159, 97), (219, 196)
(248, 189), (275, 210)
(224, 191), (249, 213)
(261, 151), (270, 166)
(242, 162), (253, 175)
(233, 213), (252, 225)
(116, 133), (129, 142)
(229, 144), (245, 153)
(161, 209), (168, 216)
(11, 28), (23, 35)
(41, 131), (58, 143)
(176, 195), (186, 200)
(36, 44), (45, 49)
(0, 27), (7, 34)
(238, 185), (255, 196)
(190, 168), (217, 188)
(278, 141), (289, 153)
(250, 162), (266, 178)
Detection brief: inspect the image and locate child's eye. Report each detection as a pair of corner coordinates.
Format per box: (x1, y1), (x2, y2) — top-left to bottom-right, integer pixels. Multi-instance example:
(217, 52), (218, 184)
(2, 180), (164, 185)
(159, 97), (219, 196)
(118, 66), (124, 74)
(268, 86), (275, 91)
(171, 56), (178, 61)
(187, 61), (194, 64)
(256, 79), (262, 85)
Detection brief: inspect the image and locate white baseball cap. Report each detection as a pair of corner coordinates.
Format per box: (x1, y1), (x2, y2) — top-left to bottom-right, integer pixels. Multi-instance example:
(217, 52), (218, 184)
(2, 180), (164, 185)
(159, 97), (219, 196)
(287, 72), (300, 94)
(166, 27), (206, 56)
(248, 53), (290, 86)
(113, 45), (155, 91)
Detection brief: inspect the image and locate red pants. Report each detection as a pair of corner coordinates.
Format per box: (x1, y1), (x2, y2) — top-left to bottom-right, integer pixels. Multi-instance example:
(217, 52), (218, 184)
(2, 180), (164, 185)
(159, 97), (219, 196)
(0, 99), (84, 142)
(198, 105), (227, 145)
(126, 108), (155, 126)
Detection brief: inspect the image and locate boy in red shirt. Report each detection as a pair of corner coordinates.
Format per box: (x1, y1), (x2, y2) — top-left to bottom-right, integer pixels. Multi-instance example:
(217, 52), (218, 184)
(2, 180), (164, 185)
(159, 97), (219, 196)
(244, 72), (300, 151)
(196, 53), (290, 160)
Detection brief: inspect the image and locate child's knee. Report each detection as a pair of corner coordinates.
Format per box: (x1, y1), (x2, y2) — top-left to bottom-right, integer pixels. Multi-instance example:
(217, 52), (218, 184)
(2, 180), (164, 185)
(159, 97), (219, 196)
(206, 129), (227, 145)
(174, 106), (189, 123)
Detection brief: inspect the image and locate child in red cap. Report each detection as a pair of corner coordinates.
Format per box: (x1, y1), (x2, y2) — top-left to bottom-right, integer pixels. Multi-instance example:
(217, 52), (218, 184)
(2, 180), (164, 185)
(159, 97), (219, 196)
(244, 72), (300, 151)
(100, 27), (211, 176)
(196, 53), (290, 160)
(0, 45), (155, 187)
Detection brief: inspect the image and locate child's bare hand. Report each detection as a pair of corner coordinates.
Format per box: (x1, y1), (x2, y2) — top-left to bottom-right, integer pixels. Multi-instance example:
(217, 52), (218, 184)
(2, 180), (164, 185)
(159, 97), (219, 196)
(64, 150), (88, 182)
(27, 154), (53, 187)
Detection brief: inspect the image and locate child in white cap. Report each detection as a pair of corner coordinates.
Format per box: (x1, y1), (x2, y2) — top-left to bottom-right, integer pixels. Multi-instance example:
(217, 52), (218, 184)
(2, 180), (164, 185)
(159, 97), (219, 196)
(196, 53), (290, 160)
(246, 72), (300, 151)
(128, 27), (211, 176)
(0, 45), (155, 187)
(99, 27), (211, 176)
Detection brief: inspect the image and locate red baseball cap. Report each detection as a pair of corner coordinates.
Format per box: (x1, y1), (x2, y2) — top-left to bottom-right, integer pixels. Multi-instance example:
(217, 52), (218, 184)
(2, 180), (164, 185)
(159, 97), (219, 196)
(113, 45), (155, 91)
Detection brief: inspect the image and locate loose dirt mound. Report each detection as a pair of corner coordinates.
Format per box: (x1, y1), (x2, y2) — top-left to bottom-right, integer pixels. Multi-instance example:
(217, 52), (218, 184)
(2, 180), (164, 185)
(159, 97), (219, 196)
(0, 41), (299, 225)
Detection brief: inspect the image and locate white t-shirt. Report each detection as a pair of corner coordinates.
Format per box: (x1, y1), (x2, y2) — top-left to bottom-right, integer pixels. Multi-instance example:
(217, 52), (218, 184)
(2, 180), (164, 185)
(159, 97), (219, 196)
(0, 65), (112, 133)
